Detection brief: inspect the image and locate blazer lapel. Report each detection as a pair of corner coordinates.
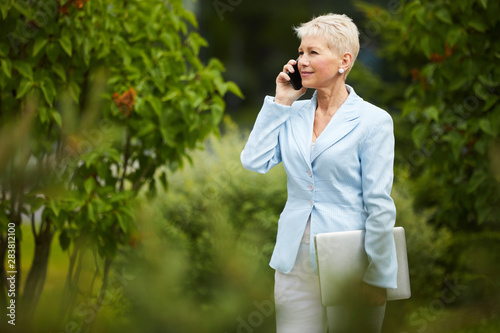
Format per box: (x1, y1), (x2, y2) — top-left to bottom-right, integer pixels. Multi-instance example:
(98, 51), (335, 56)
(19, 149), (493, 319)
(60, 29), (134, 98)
(311, 88), (361, 163)
(290, 92), (317, 167)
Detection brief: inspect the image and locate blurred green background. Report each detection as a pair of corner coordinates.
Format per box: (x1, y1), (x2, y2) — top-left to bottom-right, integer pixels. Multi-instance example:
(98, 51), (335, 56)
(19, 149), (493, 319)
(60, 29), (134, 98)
(1, 0), (499, 332)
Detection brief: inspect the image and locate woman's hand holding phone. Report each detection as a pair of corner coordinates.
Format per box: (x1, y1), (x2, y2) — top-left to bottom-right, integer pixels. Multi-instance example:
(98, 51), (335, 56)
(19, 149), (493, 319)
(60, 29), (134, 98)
(275, 58), (307, 106)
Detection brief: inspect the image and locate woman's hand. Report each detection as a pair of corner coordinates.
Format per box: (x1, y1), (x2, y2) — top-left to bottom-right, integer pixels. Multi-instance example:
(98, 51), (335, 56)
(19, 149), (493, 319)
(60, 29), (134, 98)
(274, 59), (307, 105)
(360, 282), (387, 307)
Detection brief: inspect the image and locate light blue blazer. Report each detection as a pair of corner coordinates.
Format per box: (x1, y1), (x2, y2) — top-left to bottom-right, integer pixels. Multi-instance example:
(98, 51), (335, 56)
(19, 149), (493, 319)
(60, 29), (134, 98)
(241, 85), (398, 289)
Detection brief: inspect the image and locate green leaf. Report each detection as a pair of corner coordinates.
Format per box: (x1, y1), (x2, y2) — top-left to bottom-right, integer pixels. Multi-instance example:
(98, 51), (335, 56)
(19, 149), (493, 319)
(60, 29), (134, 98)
(449, 76), (468, 91)
(467, 170), (488, 193)
(107, 148), (122, 164)
(83, 151), (99, 168)
(68, 81), (81, 103)
(477, 206), (492, 225)
(479, 0), (488, 9)
(139, 50), (153, 70)
(420, 35), (431, 58)
(181, 8), (198, 28)
(483, 94), (499, 111)
(479, 119), (495, 135)
(473, 82), (490, 101)
(208, 58), (225, 71)
(48, 199), (60, 217)
(46, 42), (61, 63)
(53, 63), (67, 82)
(160, 127), (176, 147)
(51, 109), (62, 128)
(1, 58), (12, 78)
(137, 122), (156, 137)
(0, 43), (9, 57)
(116, 213), (127, 233)
(162, 90), (181, 102)
(415, 7), (427, 27)
(161, 32), (177, 51)
(16, 78), (33, 99)
(38, 107), (50, 124)
(468, 17), (487, 32)
(0, 1), (14, 20)
(82, 37), (91, 66)
(87, 203), (96, 222)
(29, 196), (45, 213)
(478, 74), (499, 89)
(84, 177), (96, 195)
(12, 0), (33, 20)
(412, 123), (429, 148)
(59, 33), (72, 57)
(0, 210), (9, 229)
(424, 106), (440, 122)
(186, 32), (208, 55)
(458, 0), (469, 12)
(13, 61), (33, 80)
(40, 77), (56, 107)
(226, 81), (244, 99)
(148, 96), (162, 117)
(159, 171), (168, 191)
(442, 131), (466, 161)
(96, 162), (109, 180)
(59, 229), (71, 251)
(435, 8), (452, 24)
(33, 38), (48, 57)
(108, 190), (133, 203)
(446, 28), (464, 47)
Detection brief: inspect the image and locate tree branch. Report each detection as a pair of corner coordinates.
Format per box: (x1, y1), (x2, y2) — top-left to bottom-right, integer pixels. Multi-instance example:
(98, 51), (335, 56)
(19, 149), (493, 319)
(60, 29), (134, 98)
(132, 160), (155, 192)
(119, 131), (131, 192)
(31, 213), (38, 242)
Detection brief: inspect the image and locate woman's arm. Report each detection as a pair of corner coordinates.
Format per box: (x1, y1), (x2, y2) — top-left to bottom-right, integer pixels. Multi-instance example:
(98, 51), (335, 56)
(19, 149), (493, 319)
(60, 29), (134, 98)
(360, 112), (398, 290)
(240, 98), (290, 174)
(241, 59), (306, 174)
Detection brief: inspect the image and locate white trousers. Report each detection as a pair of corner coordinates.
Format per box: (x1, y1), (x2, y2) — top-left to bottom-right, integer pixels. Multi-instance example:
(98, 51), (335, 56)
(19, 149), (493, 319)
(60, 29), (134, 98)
(274, 233), (386, 333)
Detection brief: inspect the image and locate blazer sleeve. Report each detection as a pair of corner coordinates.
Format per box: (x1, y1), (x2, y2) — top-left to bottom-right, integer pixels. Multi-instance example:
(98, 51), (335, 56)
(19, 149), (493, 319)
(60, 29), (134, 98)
(240, 96), (292, 174)
(360, 112), (398, 289)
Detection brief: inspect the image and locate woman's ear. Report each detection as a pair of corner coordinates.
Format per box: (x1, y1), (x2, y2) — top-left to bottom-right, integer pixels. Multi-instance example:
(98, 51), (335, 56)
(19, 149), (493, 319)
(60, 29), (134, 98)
(340, 52), (353, 72)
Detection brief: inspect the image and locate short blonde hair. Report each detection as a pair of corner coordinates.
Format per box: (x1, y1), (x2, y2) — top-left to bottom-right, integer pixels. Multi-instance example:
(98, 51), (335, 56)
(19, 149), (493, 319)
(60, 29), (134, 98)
(294, 13), (360, 75)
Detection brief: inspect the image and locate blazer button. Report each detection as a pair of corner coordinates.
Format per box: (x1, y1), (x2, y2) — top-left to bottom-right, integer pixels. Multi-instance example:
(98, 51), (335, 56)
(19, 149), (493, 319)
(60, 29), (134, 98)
(308, 184), (314, 191)
(310, 200), (314, 207)
(307, 170), (312, 177)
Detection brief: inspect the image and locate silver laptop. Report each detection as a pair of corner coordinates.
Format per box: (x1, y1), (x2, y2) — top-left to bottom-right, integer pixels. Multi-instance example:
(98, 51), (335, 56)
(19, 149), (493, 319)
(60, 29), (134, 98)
(314, 227), (411, 306)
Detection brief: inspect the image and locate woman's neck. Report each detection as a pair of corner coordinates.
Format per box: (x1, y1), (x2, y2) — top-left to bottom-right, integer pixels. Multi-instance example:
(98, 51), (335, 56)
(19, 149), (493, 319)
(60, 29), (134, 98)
(315, 82), (349, 117)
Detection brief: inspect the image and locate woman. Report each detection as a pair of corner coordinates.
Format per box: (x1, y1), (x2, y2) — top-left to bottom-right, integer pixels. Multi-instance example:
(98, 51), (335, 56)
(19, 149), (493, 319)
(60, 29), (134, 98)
(240, 13), (397, 333)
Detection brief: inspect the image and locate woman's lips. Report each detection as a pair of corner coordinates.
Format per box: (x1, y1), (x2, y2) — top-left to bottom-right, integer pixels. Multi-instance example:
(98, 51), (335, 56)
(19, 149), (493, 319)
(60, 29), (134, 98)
(301, 71), (313, 77)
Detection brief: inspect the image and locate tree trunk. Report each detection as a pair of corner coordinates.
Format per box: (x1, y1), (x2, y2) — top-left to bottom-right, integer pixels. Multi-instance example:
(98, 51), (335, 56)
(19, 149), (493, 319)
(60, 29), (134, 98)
(83, 256), (112, 332)
(0, 234), (7, 310)
(0, 187), (6, 309)
(21, 217), (53, 326)
(58, 235), (85, 323)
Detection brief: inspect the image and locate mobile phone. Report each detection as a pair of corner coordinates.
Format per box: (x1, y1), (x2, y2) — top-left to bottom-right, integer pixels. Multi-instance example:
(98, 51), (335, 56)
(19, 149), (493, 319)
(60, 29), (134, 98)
(287, 58), (302, 90)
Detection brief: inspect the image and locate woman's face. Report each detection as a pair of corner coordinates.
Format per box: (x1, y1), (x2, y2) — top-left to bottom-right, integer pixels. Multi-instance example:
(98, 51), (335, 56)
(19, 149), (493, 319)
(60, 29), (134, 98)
(298, 35), (343, 89)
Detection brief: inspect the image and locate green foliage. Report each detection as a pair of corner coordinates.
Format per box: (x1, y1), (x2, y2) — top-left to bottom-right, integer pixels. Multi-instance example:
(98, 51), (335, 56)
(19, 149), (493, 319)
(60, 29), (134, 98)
(152, 118), (286, 301)
(0, 0), (240, 328)
(392, 180), (453, 301)
(113, 118), (281, 332)
(357, 0), (500, 232)
(108, 120), (453, 332)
